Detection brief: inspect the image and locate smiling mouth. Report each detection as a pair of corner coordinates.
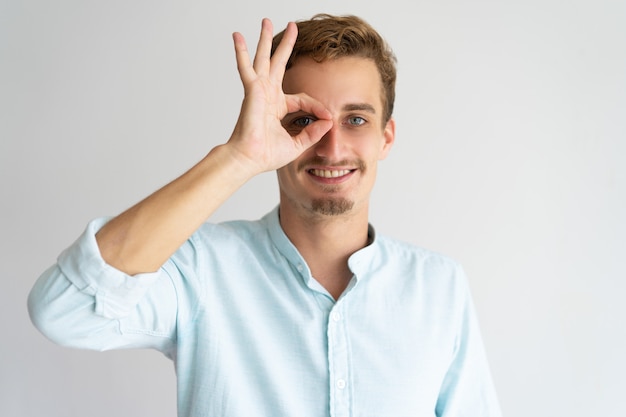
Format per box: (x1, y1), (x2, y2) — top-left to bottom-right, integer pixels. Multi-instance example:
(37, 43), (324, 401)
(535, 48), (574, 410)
(308, 169), (354, 178)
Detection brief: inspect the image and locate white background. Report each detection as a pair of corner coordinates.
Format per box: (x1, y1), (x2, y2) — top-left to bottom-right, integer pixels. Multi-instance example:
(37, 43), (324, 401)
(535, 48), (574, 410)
(1, 1), (624, 416)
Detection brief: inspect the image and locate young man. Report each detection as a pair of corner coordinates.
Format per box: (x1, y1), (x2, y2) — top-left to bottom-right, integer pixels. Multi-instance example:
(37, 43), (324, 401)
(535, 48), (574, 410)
(29, 14), (501, 417)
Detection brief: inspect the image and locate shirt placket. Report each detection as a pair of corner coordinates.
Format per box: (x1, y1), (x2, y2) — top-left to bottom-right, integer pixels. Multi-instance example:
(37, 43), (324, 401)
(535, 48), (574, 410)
(327, 302), (351, 417)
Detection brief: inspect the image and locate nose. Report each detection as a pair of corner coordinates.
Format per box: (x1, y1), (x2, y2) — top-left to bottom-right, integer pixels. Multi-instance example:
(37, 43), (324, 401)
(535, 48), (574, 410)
(313, 124), (343, 160)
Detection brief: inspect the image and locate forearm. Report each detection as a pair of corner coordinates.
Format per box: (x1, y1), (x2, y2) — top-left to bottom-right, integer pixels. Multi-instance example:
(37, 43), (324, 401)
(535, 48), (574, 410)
(96, 143), (255, 275)
(86, 19), (331, 276)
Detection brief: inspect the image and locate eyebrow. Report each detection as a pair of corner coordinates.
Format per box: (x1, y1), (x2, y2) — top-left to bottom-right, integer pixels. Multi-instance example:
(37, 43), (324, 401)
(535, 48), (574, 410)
(342, 103), (377, 114)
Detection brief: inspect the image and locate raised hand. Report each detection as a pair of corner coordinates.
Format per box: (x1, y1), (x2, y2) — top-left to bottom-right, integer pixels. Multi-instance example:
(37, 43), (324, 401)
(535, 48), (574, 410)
(94, 19), (333, 275)
(228, 19), (332, 175)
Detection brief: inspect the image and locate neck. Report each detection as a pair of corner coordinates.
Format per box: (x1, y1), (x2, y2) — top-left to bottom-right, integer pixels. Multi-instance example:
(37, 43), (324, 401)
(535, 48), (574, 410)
(279, 200), (370, 299)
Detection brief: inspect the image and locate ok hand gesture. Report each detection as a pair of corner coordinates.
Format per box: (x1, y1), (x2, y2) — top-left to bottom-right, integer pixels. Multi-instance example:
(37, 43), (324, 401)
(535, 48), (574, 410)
(228, 19), (332, 175)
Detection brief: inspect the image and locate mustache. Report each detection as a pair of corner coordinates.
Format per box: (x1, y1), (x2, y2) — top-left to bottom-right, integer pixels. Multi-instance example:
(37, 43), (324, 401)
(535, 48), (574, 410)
(297, 156), (366, 172)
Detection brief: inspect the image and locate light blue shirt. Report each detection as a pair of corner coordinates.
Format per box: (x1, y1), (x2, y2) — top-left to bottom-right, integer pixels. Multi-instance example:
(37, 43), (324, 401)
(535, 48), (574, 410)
(28, 208), (501, 417)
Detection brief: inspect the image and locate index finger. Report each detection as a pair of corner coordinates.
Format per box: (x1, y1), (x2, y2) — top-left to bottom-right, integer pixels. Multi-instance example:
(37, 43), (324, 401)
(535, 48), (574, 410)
(284, 93), (332, 121)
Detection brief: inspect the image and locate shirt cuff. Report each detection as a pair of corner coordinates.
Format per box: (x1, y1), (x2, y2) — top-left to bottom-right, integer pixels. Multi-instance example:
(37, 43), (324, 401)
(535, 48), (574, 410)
(57, 218), (161, 319)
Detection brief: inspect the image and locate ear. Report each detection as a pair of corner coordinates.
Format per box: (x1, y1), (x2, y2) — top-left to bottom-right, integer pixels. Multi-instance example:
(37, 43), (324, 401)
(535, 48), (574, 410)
(378, 117), (396, 160)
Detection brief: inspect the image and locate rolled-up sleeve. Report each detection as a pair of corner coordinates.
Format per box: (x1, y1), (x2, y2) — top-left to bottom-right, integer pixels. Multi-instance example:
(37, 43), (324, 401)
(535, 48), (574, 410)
(27, 218), (177, 355)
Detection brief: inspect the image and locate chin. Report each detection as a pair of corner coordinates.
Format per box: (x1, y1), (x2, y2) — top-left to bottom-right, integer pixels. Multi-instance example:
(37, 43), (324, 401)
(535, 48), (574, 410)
(310, 198), (354, 216)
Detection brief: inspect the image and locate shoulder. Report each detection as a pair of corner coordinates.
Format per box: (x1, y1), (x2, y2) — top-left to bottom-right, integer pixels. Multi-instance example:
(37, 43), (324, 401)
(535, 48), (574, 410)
(161, 216), (274, 299)
(371, 233), (469, 293)
(376, 233), (461, 271)
(183, 212), (274, 251)
(196, 217), (267, 241)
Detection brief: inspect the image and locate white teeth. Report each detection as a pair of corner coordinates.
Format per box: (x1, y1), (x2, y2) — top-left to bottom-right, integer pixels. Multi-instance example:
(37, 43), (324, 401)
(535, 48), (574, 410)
(311, 169), (351, 178)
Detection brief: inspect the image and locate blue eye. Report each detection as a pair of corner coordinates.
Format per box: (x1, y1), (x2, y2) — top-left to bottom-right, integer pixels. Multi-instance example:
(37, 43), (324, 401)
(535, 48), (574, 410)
(347, 116), (366, 126)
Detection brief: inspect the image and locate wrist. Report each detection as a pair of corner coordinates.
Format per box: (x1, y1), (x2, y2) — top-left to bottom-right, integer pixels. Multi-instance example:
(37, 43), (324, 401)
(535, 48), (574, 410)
(203, 143), (261, 185)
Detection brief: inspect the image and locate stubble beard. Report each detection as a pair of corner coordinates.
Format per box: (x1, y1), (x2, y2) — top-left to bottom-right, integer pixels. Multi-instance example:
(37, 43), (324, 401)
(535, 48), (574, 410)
(310, 196), (354, 216)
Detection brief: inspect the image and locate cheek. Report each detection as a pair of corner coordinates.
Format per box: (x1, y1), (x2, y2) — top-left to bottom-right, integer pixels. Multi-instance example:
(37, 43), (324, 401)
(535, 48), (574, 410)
(364, 140), (389, 162)
(276, 167), (289, 187)
(277, 161), (301, 186)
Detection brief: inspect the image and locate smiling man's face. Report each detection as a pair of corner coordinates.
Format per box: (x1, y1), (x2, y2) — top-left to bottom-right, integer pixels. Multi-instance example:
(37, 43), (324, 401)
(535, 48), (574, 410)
(278, 56), (395, 220)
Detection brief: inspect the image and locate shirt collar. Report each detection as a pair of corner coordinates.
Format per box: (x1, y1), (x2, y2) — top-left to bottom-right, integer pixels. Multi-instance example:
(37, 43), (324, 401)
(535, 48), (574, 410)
(262, 206), (380, 282)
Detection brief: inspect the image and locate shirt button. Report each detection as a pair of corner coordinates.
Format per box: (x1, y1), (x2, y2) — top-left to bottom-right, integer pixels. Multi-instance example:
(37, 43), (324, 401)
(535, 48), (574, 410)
(297, 264), (303, 272)
(331, 312), (341, 322)
(336, 379), (346, 389)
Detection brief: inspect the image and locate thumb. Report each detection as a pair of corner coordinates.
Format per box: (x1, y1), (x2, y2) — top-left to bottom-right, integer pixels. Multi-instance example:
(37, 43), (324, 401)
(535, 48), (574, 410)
(294, 119), (333, 150)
